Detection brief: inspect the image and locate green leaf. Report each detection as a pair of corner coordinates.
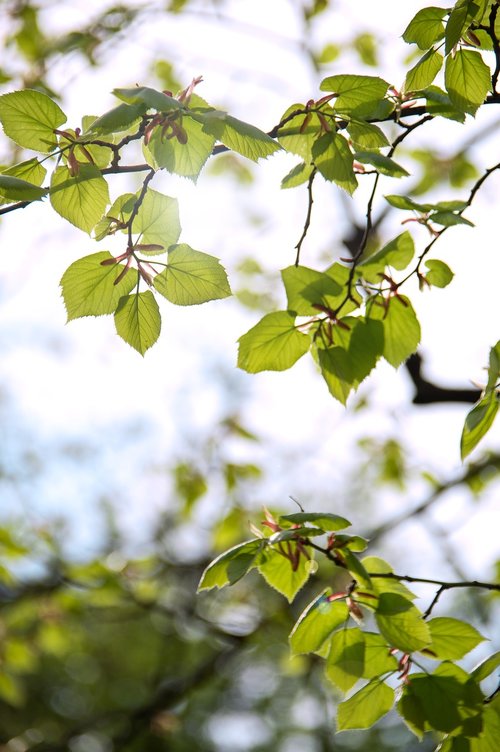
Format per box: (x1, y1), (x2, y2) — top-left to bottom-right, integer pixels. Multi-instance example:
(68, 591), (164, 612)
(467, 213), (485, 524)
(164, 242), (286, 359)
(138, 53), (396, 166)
(318, 345), (355, 405)
(421, 85), (467, 122)
(145, 112), (215, 180)
(445, 49), (491, 115)
(402, 7), (447, 49)
(289, 592), (349, 655)
(0, 174), (47, 202)
(425, 617), (486, 660)
(281, 265), (342, 315)
(257, 544), (311, 602)
(60, 251), (139, 320)
(346, 120), (389, 149)
(133, 189), (181, 251)
(279, 512), (351, 531)
(362, 632), (399, 678)
(114, 290), (161, 355)
(369, 296), (421, 368)
(198, 539), (265, 591)
(362, 556), (417, 600)
(359, 232), (415, 281)
(50, 165), (110, 233)
(93, 192), (136, 241)
(237, 311), (310, 373)
(405, 49), (444, 92)
(424, 259), (454, 287)
(0, 89), (66, 152)
(445, 1), (473, 56)
(486, 340), (500, 392)
(319, 74), (389, 115)
(201, 111), (281, 161)
(87, 102), (145, 135)
(326, 628), (366, 691)
(0, 158), (46, 208)
(337, 679), (394, 730)
(154, 244), (231, 305)
(281, 161), (315, 189)
(384, 194), (433, 212)
(277, 104), (324, 160)
(354, 151), (409, 178)
(113, 86), (184, 113)
(341, 549), (372, 590)
(471, 651), (500, 681)
(461, 392), (499, 460)
(375, 593), (431, 652)
(312, 132), (357, 194)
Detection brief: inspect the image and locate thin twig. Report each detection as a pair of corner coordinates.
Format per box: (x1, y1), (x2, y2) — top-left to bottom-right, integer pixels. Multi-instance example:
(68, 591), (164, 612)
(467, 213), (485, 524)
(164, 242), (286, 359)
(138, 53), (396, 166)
(294, 167), (317, 266)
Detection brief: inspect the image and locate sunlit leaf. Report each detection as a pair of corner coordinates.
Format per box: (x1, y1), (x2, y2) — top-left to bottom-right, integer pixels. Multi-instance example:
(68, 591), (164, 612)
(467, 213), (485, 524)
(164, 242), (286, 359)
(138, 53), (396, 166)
(461, 392), (499, 460)
(50, 165), (110, 233)
(337, 679), (394, 730)
(425, 617), (486, 660)
(375, 593), (431, 653)
(402, 7), (447, 49)
(0, 89), (66, 152)
(258, 544), (311, 602)
(326, 628), (365, 691)
(238, 311), (311, 373)
(312, 132), (357, 194)
(198, 539), (265, 591)
(369, 296), (421, 368)
(154, 244), (231, 305)
(133, 189), (181, 251)
(445, 49), (491, 115)
(289, 591), (349, 655)
(114, 290), (161, 355)
(424, 259), (454, 287)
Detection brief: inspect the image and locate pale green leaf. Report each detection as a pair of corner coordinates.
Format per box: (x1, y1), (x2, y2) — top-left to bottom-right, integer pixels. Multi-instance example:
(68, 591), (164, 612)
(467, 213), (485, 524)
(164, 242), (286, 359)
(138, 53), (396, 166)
(402, 7), (447, 49)
(114, 290), (161, 355)
(257, 545), (311, 602)
(486, 340), (500, 392)
(326, 628), (366, 692)
(153, 244), (231, 305)
(60, 251), (138, 320)
(337, 679), (394, 730)
(237, 311), (310, 373)
(346, 120), (389, 149)
(279, 512), (351, 531)
(370, 296), (421, 368)
(86, 102), (145, 135)
(362, 556), (417, 600)
(362, 632), (399, 678)
(375, 593), (431, 652)
(145, 112), (215, 180)
(319, 74), (389, 114)
(471, 651), (500, 681)
(0, 89), (66, 152)
(424, 259), (454, 287)
(281, 161), (314, 189)
(133, 189), (181, 251)
(198, 539), (265, 591)
(113, 86), (183, 112)
(354, 151), (409, 178)
(425, 617), (485, 660)
(281, 265), (342, 315)
(289, 592), (349, 655)
(312, 132), (357, 194)
(201, 111), (281, 161)
(445, 49), (491, 115)
(461, 392), (499, 460)
(359, 232), (415, 281)
(0, 174), (47, 202)
(405, 49), (444, 92)
(50, 165), (110, 233)
(277, 105), (324, 160)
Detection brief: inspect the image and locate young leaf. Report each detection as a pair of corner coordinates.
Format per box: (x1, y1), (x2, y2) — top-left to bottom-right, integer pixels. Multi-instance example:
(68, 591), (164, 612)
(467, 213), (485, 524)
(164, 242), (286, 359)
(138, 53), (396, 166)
(198, 539), (265, 591)
(312, 132), (357, 195)
(337, 679), (394, 730)
(319, 74), (389, 113)
(402, 7), (447, 49)
(281, 265), (342, 315)
(425, 617), (485, 660)
(359, 231), (415, 281)
(404, 49), (444, 92)
(354, 151), (409, 178)
(50, 165), (110, 233)
(114, 290), (161, 355)
(486, 340), (500, 392)
(362, 632), (399, 678)
(362, 556), (417, 600)
(133, 189), (181, 251)
(346, 120), (389, 149)
(460, 392), (499, 460)
(318, 345), (355, 405)
(154, 244), (231, 305)
(113, 86), (184, 113)
(257, 545), (311, 602)
(279, 512), (351, 531)
(86, 102), (145, 135)
(281, 161), (315, 189)
(60, 251), (139, 320)
(369, 296), (421, 368)
(0, 175), (47, 202)
(424, 259), (454, 287)
(0, 89), (66, 152)
(289, 592), (349, 655)
(445, 49), (491, 115)
(471, 650), (500, 681)
(326, 628), (366, 692)
(277, 105), (323, 160)
(237, 311), (310, 373)
(145, 115), (215, 180)
(201, 111), (281, 161)
(375, 593), (431, 653)
(445, 1), (472, 56)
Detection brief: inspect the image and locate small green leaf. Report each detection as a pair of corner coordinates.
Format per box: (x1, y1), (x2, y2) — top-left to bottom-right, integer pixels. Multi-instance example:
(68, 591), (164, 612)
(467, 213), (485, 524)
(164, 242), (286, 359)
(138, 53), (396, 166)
(237, 311), (310, 373)
(445, 1), (472, 56)
(402, 7), (447, 49)
(198, 539), (265, 591)
(346, 120), (389, 149)
(486, 340), (500, 392)
(277, 104), (323, 160)
(424, 259), (454, 287)
(279, 512), (351, 531)
(461, 392), (499, 460)
(60, 251), (138, 320)
(0, 89), (66, 152)
(133, 189), (181, 251)
(0, 174), (47, 202)
(425, 617), (486, 660)
(362, 632), (399, 678)
(362, 556), (417, 600)
(87, 102), (145, 134)
(257, 545), (311, 602)
(50, 164), (110, 233)
(359, 232), (415, 281)
(354, 151), (409, 178)
(375, 593), (431, 653)
(201, 111), (281, 161)
(405, 49), (444, 92)
(445, 49), (491, 115)
(281, 161), (314, 189)
(421, 85), (467, 122)
(0, 158), (46, 208)
(145, 110), (215, 180)
(369, 296), (421, 368)
(430, 210), (474, 227)
(337, 679), (394, 730)
(114, 290), (161, 355)
(471, 651), (500, 681)
(281, 265), (342, 315)
(384, 194), (433, 211)
(320, 74), (389, 114)
(113, 86), (183, 112)
(154, 244), (231, 305)
(326, 628), (366, 691)
(289, 592), (349, 655)
(318, 345), (355, 405)
(312, 132), (357, 195)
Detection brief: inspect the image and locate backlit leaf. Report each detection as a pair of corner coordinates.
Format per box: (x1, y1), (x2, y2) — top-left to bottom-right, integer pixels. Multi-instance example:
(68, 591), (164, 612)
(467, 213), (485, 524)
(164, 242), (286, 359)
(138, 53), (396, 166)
(154, 244), (231, 305)
(114, 290), (161, 355)
(337, 679), (394, 730)
(0, 174), (47, 202)
(257, 544), (311, 602)
(354, 151), (409, 178)
(326, 628), (366, 691)
(424, 259), (454, 287)
(445, 50), (491, 115)
(198, 539), (265, 591)
(281, 265), (342, 315)
(375, 593), (431, 652)
(238, 311), (310, 373)
(370, 296), (421, 368)
(405, 49), (443, 92)
(461, 392), (499, 460)
(320, 74), (389, 115)
(201, 111), (281, 161)
(402, 7), (447, 49)
(50, 165), (110, 233)
(0, 89), (66, 152)
(133, 189), (181, 251)
(279, 512), (351, 531)
(145, 111), (215, 180)
(312, 132), (357, 194)
(425, 617), (485, 660)
(289, 592), (349, 655)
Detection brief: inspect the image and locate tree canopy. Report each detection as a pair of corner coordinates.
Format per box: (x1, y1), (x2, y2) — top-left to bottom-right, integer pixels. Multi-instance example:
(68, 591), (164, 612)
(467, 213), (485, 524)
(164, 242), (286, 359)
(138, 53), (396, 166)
(0, 1), (500, 751)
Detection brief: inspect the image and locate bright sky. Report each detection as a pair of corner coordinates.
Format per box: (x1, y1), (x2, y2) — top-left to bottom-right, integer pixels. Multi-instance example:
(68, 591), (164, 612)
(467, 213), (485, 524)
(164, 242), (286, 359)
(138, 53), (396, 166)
(0, 0), (499, 578)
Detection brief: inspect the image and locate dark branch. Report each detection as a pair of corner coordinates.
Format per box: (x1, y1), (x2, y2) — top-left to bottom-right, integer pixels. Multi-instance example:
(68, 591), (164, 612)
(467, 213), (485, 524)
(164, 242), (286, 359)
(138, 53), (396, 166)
(406, 352), (481, 404)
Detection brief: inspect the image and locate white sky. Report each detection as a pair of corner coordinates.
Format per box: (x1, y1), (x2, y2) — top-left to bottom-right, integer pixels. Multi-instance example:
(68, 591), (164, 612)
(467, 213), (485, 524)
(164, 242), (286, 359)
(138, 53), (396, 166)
(0, 0), (499, 581)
